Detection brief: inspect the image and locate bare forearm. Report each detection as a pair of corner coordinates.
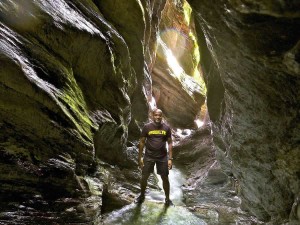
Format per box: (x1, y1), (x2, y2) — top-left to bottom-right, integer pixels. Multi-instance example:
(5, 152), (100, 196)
(168, 143), (173, 158)
(139, 145), (144, 159)
(139, 138), (145, 160)
(167, 140), (173, 170)
(168, 137), (173, 159)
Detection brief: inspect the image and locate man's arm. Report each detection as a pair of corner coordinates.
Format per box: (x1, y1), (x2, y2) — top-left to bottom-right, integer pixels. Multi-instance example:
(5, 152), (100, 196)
(138, 137), (146, 168)
(167, 137), (173, 170)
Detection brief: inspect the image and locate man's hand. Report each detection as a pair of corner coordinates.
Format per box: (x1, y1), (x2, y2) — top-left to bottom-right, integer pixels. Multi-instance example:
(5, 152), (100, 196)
(138, 137), (145, 169)
(139, 158), (144, 169)
(168, 159), (172, 170)
(167, 137), (173, 170)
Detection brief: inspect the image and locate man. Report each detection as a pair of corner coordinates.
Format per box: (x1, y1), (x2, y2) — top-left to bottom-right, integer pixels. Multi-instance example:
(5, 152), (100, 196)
(135, 108), (173, 206)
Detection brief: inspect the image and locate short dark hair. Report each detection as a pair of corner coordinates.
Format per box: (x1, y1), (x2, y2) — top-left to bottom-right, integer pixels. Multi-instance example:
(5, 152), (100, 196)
(152, 108), (162, 115)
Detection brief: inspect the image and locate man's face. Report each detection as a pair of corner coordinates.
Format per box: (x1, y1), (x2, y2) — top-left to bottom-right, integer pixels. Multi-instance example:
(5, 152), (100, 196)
(153, 111), (162, 124)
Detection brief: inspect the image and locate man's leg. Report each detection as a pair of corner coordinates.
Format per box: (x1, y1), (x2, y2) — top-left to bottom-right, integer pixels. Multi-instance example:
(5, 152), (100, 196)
(135, 173), (150, 203)
(161, 175), (170, 201)
(157, 159), (171, 203)
(140, 173), (151, 196)
(136, 159), (154, 203)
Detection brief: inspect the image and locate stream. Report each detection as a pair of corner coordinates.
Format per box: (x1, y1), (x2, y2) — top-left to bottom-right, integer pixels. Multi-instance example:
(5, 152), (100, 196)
(102, 166), (207, 225)
(101, 162), (263, 225)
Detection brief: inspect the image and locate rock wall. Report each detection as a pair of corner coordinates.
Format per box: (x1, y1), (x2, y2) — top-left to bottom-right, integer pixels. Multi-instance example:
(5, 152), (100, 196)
(173, 125), (263, 224)
(187, 0), (300, 224)
(1, 0), (299, 224)
(0, 0), (165, 224)
(152, 0), (206, 128)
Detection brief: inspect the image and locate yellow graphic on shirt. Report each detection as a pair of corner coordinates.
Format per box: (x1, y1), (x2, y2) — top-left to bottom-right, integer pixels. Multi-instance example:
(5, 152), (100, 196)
(148, 130), (166, 135)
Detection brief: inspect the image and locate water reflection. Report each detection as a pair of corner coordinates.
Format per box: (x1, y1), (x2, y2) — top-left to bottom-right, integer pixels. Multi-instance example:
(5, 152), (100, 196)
(102, 200), (206, 225)
(151, 166), (186, 206)
(102, 167), (207, 225)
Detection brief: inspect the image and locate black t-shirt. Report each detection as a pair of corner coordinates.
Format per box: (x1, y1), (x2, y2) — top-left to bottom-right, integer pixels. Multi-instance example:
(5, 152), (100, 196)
(141, 122), (171, 159)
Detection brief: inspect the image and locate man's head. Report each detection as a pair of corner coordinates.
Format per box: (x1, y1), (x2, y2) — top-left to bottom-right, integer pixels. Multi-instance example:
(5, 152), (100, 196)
(152, 108), (163, 125)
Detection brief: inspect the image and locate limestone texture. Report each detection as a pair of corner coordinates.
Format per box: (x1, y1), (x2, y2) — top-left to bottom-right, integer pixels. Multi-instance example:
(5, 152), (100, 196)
(187, 0), (300, 224)
(152, 0), (206, 128)
(0, 0), (164, 223)
(174, 125), (263, 224)
(0, 0), (299, 224)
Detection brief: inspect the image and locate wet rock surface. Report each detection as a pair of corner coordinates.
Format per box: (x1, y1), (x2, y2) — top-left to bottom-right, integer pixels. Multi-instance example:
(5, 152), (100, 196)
(0, 0), (163, 223)
(1, 0), (299, 224)
(174, 125), (263, 224)
(152, 0), (206, 128)
(102, 126), (262, 225)
(102, 166), (207, 225)
(188, 0), (300, 223)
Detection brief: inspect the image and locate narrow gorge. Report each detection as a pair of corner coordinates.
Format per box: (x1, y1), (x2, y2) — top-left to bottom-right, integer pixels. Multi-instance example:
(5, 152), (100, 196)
(0, 0), (299, 224)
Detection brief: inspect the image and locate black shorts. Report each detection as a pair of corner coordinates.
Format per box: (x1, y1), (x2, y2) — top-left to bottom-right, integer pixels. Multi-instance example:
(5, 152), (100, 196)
(142, 156), (169, 176)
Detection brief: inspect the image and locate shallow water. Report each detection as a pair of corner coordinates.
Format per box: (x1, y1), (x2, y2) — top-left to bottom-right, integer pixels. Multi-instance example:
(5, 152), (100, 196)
(102, 201), (207, 225)
(101, 164), (263, 225)
(102, 167), (207, 225)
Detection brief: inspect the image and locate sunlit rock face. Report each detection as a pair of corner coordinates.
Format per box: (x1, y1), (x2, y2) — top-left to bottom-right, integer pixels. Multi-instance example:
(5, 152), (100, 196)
(188, 0), (300, 223)
(174, 125), (262, 224)
(0, 0), (165, 223)
(151, 0), (206, 128)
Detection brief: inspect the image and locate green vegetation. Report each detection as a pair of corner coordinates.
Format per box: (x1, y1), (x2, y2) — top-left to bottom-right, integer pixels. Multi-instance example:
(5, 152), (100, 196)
(57, 67), (95, 144)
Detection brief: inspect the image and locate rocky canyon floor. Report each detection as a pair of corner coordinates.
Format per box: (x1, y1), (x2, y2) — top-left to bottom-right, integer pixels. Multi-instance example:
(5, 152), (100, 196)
(102, 166), (262, 225)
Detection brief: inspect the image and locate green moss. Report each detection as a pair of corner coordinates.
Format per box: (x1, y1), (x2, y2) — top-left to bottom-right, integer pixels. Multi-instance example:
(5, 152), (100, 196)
(27, 43), (95, 144)
(7, 32), (97, 145)
(57, 67), (95, 143)
(185, 1), (206, 96)
(183, 1), (192, 25)
(168, 0), (207, 97)
(4, 144), (31, 160)
(83, 176), (103, 196)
